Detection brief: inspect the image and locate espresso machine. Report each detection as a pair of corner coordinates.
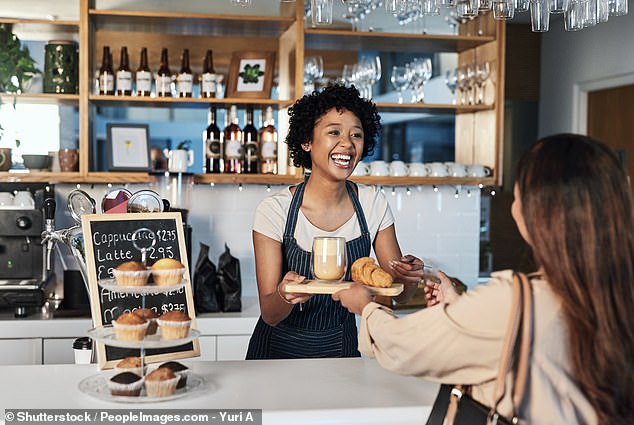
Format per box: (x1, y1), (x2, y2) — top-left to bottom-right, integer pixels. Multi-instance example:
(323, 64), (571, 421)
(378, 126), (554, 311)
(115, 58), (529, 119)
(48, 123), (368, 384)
(0, 184), (56, 317)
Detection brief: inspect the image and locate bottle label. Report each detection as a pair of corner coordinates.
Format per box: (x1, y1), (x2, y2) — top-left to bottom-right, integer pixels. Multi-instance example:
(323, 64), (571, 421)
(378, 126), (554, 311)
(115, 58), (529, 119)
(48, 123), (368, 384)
(225, 139), (242, 159)
(136, 71), (152, 92)
(177, 73), (193, 95)
(245, 142), (258, 160)
(261, 141), (277, 159)
(201, 73), (217, 94)
(116, 70), (132, 91)
(207, 139), (222, 159)
(156, 75), (172, 95)
(99, 73), (114, 92)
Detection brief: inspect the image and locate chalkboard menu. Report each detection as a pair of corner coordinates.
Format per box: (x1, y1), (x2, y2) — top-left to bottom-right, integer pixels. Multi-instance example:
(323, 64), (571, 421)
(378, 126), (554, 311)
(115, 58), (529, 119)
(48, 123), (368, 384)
(82, 212), (200, 369)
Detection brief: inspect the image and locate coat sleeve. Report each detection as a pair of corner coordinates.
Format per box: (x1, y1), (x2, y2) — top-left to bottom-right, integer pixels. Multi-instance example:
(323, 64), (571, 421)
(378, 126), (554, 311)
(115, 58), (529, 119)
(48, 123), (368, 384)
(358, 271), (515, 386)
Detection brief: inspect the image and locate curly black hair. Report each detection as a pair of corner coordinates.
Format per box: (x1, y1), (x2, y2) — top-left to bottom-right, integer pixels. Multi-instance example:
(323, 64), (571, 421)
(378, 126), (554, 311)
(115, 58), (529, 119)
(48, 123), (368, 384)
(285, 84), (381, 169)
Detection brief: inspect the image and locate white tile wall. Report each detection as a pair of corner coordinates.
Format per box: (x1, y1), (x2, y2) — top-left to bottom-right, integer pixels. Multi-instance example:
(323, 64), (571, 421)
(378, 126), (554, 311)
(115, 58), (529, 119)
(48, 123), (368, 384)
(54, 183), (481, 297)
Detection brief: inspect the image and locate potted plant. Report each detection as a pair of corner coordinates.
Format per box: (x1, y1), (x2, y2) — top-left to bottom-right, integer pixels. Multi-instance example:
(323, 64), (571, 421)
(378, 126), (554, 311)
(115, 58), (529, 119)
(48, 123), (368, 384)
(0, 24), (41, 93)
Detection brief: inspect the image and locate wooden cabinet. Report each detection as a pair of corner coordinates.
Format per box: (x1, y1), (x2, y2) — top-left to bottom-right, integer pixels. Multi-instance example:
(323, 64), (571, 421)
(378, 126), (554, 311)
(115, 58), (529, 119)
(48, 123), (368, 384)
(0, 0), (504, 186)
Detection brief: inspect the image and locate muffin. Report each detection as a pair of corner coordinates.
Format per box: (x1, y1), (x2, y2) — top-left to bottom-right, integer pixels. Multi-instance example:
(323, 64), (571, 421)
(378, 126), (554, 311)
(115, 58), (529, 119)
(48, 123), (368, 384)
(159, 361), (189, 389)
(133, 308), (158, 335)
(144, 367), (179, 397)
(112, 312), (149, 341)
(151, 258), (186, 286)
(115, 356), (146, 377)
(156, 310), (191, 340)
(108, 372), (143, 397)
(112, 261), (150, 286)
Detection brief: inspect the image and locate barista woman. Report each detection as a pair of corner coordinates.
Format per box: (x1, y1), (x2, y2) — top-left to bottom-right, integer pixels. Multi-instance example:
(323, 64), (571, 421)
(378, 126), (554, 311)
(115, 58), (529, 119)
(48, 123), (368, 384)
(246, 85), (423, 359)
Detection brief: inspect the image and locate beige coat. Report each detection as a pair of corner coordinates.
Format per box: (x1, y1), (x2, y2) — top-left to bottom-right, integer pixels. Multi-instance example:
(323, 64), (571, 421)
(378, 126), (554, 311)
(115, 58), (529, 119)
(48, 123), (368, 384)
(358, 270), (597, 425)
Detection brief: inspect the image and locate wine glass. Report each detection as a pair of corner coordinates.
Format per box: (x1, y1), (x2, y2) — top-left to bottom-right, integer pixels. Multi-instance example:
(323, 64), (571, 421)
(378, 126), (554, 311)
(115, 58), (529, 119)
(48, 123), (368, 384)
(390, 65), (411, 104)
(476, 61), (490, 104)
(311, 237), (347, 282)
(445, 68), (458, 104)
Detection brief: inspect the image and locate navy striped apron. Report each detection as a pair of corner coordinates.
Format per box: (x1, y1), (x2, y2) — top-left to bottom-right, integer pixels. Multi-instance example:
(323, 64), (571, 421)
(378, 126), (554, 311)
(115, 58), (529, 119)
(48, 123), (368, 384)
(246, 178), (372, 359)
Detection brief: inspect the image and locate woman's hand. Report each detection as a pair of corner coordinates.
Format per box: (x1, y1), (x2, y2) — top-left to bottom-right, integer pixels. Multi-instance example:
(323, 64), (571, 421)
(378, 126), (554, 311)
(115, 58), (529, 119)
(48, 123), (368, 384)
(389, 254), (425, 286)
(277, 271), (313, 305)
(423, 271), (460, 306)
(332, 283), (373, 315)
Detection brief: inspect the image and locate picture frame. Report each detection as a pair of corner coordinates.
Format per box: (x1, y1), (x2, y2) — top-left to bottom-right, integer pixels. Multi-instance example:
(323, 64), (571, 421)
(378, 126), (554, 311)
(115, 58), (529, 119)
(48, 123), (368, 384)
(226, 51), (276, 99)
(106, 123), (151, 171)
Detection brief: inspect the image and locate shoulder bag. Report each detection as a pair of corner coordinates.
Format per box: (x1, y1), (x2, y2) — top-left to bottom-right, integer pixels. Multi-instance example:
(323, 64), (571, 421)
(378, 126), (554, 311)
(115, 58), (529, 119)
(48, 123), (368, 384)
(425, 272), (533, 425)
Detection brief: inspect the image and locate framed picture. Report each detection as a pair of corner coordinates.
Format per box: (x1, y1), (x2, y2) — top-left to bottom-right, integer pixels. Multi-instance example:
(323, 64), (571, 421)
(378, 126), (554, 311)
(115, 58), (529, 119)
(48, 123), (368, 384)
(106, 123), (151, 171)
(226, 51), (276, 99)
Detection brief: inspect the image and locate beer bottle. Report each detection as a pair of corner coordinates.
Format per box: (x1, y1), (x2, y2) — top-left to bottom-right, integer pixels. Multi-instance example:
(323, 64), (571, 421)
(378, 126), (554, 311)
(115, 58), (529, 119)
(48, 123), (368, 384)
(115, 46), (132, 96)
(98, 46), (114, 95)
(136, 47), (152, 97)
(176, 49), (193, 98)
(200, 50), (217, 99)
(156, 48), (172, 97)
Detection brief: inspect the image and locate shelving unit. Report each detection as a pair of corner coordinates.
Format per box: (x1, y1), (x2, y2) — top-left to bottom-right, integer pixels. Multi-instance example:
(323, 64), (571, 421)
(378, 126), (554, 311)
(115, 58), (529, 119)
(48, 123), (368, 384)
(0, 0), (505, 187)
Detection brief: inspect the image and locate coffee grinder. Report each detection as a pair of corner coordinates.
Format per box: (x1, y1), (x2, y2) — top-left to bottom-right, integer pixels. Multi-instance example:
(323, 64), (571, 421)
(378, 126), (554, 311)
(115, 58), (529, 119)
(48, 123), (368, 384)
(0, 184), (56, 317)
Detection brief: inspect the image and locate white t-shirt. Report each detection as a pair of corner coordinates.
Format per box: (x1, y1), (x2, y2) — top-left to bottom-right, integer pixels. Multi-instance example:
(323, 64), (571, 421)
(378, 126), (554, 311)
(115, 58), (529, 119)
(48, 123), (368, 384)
(252, 184), (395, 251)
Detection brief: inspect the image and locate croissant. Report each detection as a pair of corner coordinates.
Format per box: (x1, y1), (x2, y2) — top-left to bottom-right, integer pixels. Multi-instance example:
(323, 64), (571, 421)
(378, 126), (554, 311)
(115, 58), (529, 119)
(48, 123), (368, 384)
(351, 257), (394, 288)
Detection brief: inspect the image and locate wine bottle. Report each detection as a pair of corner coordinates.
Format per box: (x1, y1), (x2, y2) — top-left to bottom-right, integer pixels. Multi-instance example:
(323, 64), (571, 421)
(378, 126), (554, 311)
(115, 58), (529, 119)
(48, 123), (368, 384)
(200, 50), (217, 99)
(223, 105), (243, 174)
(156, 48), (172, 97)
(98, 46), (114, 95)
(115, 46), (132, 96)
(176, 48), (193, 98)
(204, 107), (222, 173)
(243, 107), (259, 174)
(136, 47), (152, 97)
(259, 106), (278, 174)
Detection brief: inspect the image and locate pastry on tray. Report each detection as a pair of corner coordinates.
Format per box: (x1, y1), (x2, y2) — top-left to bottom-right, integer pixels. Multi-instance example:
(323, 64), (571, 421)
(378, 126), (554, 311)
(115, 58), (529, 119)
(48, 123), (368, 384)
(156, 310), (191, 340)
(150, 258), (186, 286)
(115, 356), (146, 377)
(112, 312), (149, 341)
(144, 367), (180, 397)
(108, 372), (143, 397)
(159, 361), (189, 389)
(133, 308), (158, 335)
(112, 261), (150, 286)
(351, 257), (394, 288)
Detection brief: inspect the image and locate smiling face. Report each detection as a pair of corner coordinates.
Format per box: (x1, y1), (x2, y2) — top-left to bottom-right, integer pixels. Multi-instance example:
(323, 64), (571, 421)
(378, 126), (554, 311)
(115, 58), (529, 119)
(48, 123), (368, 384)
(302, 108), (364, 180)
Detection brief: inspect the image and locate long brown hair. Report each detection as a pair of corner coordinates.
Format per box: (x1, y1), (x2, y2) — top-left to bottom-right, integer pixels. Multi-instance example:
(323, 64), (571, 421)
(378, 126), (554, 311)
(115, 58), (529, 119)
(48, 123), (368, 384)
(517, 134), (634, 424)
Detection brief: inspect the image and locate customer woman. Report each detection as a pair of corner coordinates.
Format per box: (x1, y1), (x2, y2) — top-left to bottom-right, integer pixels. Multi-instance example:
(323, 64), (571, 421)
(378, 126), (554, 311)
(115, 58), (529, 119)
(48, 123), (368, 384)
(334, 134), (634, 424)
(246, 85), (423, 359)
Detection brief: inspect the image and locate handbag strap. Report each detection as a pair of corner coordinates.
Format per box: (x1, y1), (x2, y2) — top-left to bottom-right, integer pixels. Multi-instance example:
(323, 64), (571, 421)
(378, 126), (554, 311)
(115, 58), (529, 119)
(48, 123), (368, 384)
(490, 272), (533, 421)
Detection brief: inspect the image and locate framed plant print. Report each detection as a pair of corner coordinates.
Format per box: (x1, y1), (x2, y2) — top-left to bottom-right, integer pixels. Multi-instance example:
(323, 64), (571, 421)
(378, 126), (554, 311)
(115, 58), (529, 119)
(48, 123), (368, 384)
(226, 51), (276, 99)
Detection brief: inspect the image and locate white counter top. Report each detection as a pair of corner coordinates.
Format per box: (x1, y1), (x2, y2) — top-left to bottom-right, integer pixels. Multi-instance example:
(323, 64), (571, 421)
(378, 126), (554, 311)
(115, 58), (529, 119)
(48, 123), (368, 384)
(0, 297), (261, 339)
(0, 358), (437, 425)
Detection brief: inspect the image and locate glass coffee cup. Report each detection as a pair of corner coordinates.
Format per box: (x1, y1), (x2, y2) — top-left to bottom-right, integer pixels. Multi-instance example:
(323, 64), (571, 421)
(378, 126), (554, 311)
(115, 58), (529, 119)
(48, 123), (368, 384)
(311, 237), (347, 282)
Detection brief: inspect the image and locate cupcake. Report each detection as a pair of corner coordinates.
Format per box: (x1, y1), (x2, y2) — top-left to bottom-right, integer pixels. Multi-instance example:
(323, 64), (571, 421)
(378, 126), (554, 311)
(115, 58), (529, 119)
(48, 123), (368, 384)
(133, 308), (158, 335)
(144, 367), (180, 397)
(112, 261), (150, 286)
(151, 258), (186, 286)
(115, 356), (146, 377)
(157, 310), (191, 340)
(159, 361), (189, 389)
(108, 372), (143, 397)
(112, 312), (149, 341)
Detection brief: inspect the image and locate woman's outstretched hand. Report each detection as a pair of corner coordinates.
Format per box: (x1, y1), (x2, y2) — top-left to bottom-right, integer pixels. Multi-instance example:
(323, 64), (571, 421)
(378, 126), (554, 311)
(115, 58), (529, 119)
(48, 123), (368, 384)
(423, 271), (460, 306)
(332, 283), (373, 315)
(389, 254), (425, 286)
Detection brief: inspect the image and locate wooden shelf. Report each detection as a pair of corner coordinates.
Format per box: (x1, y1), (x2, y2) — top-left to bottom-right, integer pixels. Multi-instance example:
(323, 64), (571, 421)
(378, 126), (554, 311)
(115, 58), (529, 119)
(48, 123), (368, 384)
(0, 172), (83, 183)
(0, 18), (79, 28)
(84, 172), (152, 183)
(89, 95), (293, 109)
(305, 29), (496, 53)
(194, 174), (303, 185)
(374, 102), (493, 113)
(0, 93), (79, 105)
(89, 9), (295, 37)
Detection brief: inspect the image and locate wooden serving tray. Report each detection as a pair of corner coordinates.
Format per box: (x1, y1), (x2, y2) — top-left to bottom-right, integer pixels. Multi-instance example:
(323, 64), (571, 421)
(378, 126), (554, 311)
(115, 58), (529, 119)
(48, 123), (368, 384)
(285, 280), (404, 296)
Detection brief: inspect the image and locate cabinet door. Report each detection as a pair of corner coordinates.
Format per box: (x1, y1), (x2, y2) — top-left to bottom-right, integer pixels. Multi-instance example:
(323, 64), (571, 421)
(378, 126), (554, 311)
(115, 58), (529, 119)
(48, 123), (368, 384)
(217, 335), (251, 361)
(43, 338), (78, 365)
(0, 339), (42, 365)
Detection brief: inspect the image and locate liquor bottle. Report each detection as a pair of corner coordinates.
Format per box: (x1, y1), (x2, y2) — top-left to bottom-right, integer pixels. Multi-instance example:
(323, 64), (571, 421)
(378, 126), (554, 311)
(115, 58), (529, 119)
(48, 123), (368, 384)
(243, 107), (259, 174)
(176, 48), (193, 98)
(204, 107), (222, 173)
(136, 47), (152, 97)
(98, 46), (114, 95)
(223, 105), (243, 174)
(156, 48), (172, 97)
(115, 46), (132, 96)
(200, 50), (217, 99)
(259, 106), (278, 174)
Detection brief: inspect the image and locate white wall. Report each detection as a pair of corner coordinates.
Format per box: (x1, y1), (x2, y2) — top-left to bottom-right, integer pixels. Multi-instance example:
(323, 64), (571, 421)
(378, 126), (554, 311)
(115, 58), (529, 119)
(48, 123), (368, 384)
(538, 10), (634, 137)
(54, 183), (481, 297)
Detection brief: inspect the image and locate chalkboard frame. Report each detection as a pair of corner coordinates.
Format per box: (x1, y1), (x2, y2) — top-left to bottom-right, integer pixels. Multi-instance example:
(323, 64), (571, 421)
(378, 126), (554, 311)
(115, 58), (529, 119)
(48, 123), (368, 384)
(82, 212), (200, 369)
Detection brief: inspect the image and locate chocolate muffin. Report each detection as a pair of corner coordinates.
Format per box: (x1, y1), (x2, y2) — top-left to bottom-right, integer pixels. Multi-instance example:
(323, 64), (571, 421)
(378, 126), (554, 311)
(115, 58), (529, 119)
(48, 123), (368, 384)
(108, 372), (143, 396)
(133, 308), (158, 335)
